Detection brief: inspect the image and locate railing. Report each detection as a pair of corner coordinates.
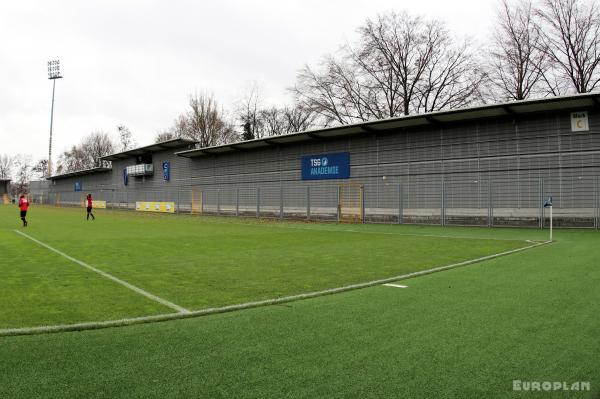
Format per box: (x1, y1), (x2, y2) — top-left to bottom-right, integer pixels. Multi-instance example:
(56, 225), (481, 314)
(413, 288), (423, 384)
(37, 176), (600, 228)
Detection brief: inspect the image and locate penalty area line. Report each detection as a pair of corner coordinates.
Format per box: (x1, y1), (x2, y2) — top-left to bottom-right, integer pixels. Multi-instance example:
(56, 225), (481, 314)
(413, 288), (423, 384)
(0, 238), (549, 337)
(13, 229), (190, 314)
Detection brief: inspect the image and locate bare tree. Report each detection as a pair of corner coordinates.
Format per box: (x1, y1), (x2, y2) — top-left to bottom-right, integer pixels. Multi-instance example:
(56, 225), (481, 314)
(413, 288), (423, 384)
(236, 103), (319, 139)
(117, 125), (136, 151)
(259, 107), (286, 137)
(293, 12), (484, 124)
(164, 93), (236, 147)
(238, 83), (263, 140)
(56, 131), (116, 173)
(488, 0), (549, 101)
(12, 155), (32, 195)
(57, 146), (89, 174)
(185, 93), (236, 147)
(165, 115), (188, 139)
(83, 131), (115, 168)
(154, 130), (179, 143)
(536, 0), (600, 93)
(283, 105), (320, 133)
(293, 56), (377, 124)
(31, 159), (48, 179)
(0, 154), (14, 179)
(415, 40), (486, 112)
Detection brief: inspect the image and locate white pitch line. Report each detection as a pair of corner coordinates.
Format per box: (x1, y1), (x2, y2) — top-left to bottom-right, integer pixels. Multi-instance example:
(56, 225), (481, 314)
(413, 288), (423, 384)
(0, 238), (550, 337)
(383, 283), (408, 288)
(13, 229), (190, 314)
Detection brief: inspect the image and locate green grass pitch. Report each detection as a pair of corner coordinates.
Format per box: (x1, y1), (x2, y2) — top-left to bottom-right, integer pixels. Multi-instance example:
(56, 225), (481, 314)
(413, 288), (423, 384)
(0, 205), (598, 398)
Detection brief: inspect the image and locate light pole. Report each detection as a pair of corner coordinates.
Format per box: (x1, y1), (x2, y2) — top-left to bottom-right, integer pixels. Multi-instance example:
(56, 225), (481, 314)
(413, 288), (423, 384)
(47, 59), (63, 177)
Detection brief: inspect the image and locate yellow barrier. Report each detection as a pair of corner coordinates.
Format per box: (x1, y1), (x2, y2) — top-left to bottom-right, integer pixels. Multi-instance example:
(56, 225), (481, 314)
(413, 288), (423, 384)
(82, 200), (107, 209)
(135, 201), (176, 213)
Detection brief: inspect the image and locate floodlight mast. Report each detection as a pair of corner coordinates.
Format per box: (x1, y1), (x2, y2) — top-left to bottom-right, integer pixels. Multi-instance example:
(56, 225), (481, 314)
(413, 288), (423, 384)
(47, 59), (63, 177)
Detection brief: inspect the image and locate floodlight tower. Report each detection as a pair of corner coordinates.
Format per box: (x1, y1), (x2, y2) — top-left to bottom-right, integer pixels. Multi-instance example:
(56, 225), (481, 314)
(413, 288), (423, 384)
(47, 59), (63, 177)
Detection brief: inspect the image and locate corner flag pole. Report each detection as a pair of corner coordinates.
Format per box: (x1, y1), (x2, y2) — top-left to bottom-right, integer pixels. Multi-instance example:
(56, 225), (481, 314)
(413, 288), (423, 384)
(544, 197), (553, 242)
(549, 203), (553, 242)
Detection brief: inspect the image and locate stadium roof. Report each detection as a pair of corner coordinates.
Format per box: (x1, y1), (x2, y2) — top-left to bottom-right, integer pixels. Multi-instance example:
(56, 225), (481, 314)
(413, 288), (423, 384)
(176, 92), (600, 158)
(49, 167), (112, 180)
(102, 138), (197, 161)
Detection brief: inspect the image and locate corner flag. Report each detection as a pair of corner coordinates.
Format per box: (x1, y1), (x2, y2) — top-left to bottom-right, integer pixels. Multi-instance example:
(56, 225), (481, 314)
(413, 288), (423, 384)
(543, 197), (553, 242)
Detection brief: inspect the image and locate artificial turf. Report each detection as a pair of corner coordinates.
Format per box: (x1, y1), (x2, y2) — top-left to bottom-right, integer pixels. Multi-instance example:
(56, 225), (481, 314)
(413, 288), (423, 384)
(0, 225), (598, 398)
(0, 229), (167, 327)
(0, 205), (528, 329)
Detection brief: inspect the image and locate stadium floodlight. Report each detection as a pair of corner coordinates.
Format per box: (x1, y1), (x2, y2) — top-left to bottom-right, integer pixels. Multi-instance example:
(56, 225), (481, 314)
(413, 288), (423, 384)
(47, 60), (62, 79)
(47, 59), (63, 177)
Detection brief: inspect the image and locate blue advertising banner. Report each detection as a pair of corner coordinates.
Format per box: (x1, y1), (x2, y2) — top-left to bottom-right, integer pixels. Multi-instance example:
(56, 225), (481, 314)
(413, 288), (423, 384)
(74, 181), (82, 192)
(301, 152), (350, 180)
(123, 168), (128, 186)
(162, 161), (170, 181)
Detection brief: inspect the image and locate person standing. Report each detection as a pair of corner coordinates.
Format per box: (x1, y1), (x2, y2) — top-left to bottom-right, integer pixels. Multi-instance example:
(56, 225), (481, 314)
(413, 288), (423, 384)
(86, 193), (95, 221)
(18, 194), (29, 227)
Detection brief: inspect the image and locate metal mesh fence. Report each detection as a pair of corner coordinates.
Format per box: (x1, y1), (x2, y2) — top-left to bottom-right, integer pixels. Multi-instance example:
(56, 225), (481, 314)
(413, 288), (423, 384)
(41, 176), (600, 228)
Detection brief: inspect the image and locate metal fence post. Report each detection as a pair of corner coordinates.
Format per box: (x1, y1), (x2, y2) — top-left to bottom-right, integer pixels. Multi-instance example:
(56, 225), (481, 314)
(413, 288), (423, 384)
(539, 178), (544, 229)
(361, 185), (365, 224)
(280, 185), (283, 220)
(336, 185), (341, 223)
(236, 188), (239, 217)
(441, 178), (446, 226)
(397, 183), (403, 224)
(488, 179), (492, 227)
(256, 187), (260, 218)
(307, 186), (311, 220)
(594, 176), (600, 230)
(217, 188), (221, 216)
(201, 190), (204, 215)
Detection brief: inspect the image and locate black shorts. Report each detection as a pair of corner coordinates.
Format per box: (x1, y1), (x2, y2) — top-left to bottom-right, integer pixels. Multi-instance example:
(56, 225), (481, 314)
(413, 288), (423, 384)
(20, 210), (27, 218)
(87, 206), (93, 212)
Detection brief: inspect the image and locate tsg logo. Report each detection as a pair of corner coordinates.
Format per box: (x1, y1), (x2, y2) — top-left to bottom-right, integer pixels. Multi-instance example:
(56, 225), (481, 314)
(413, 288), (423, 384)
(302, 151), (350, 180)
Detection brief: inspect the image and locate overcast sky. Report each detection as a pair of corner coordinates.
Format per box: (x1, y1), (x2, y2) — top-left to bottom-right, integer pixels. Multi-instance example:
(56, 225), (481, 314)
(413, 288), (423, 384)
(0, 0), (496, 163)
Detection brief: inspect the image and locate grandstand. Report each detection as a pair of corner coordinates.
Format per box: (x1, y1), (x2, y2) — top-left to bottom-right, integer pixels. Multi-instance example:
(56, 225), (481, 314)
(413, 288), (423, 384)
(42, 93), (600, 228)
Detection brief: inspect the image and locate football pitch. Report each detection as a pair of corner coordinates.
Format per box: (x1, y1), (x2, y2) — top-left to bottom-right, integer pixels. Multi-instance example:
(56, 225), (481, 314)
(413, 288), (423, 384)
(0, 205), (599, 398)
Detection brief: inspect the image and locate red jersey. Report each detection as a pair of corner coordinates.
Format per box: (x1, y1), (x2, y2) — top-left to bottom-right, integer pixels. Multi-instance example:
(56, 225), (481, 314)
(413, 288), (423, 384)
(87, 197), (93, 207)
(19, 197), (29, 211)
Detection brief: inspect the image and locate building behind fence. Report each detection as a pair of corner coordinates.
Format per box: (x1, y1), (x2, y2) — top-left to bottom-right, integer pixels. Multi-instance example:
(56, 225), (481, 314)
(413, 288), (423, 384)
(32, 94), (600, 229)
(40, 177), (600, 228)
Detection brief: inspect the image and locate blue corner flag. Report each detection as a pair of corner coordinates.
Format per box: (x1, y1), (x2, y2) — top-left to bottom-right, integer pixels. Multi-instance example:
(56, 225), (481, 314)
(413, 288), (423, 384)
(543, 197), (553, 208)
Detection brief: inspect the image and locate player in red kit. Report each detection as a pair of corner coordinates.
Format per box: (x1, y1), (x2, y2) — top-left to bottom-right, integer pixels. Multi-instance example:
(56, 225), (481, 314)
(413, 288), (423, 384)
(18, 194), (29, 227)
(86, 193), (95, 220)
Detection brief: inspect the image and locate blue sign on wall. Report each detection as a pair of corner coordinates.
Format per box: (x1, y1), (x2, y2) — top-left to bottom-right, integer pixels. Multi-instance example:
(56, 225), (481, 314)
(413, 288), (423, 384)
(301, 152), (350, 180)
(74, 181), (82, 192)
(162, 161), (170, 181)
(123, 168), (128, 186)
